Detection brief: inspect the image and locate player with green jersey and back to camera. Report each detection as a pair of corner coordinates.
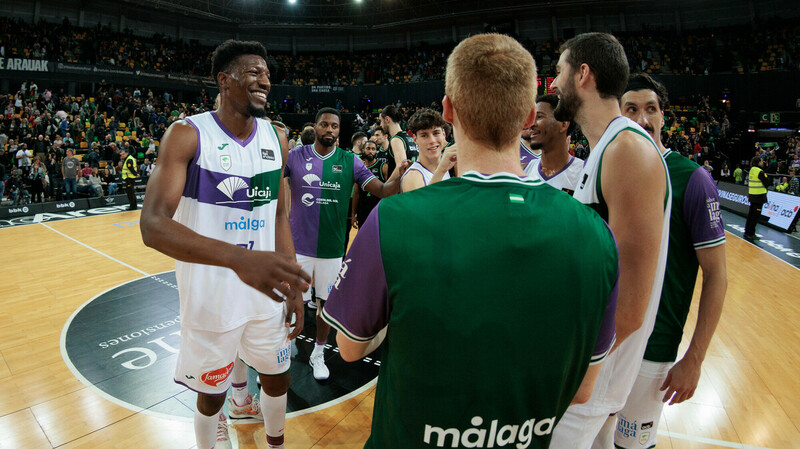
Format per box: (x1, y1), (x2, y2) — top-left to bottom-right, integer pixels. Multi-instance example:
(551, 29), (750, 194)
(321, 33), (620, 449)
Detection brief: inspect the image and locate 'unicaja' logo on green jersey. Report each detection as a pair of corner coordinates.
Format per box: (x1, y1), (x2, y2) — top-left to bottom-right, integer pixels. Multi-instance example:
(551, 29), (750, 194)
(423, 415), (556, 448)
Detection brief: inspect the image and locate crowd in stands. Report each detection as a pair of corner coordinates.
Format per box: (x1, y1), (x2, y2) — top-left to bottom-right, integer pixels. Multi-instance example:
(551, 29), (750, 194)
(0, 82), (216, 205)
(0, 75), (797, 206)
(3, 16), (800, 86)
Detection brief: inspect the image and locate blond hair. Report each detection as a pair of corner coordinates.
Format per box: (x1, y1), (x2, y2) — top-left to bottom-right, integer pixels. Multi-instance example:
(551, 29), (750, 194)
(445, 33), (537, 149)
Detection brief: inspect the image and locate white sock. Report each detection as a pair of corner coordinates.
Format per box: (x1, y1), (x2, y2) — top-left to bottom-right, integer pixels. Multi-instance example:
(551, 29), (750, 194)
(262, 387), (287, 449)
(231, 357), (250, 405)
(232, 384), (249, 406)
(312, 342), (325, 357)
(232, 357), (248, 384)
(194, 409), (218, 449)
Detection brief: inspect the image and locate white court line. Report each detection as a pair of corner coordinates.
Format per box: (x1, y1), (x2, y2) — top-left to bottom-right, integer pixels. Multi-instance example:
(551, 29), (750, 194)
(40, 222), (150, 276)
(658, 429), (771, 449)
(724, 228), (800, 271)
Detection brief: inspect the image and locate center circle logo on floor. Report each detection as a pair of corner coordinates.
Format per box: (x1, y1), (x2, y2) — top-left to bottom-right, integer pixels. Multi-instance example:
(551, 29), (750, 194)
(60, 271), (379, 421)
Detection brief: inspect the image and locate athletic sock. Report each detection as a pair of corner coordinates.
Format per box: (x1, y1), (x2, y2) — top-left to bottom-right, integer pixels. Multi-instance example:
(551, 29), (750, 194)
(194, 409), (218, 449)
(231, 383), (249, 406)
(231, 357), (250, 405)
(261, 387), (286, 449)
(313, 341), (326, 354)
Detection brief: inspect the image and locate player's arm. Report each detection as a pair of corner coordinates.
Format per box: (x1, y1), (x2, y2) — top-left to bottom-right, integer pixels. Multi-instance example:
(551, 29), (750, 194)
(322, 211), (390, 361)
(390, 136), (406, 169)
(661, 170), (727, 403)
(140, 121), (310, 303)
(381, 162), (389, 181)
(574, 259), (618, 404)
(363, 158), (409, 198)
(431, 144), (457, 184)
(274, 127), (305, 339)
(400, 169), (424, 193)
(661, 244), (726, 404)
(601, 132), (667, 348)
(351, 187), (360, 229)
(338, 327), (387, 362)
(572, 364), (602, 405)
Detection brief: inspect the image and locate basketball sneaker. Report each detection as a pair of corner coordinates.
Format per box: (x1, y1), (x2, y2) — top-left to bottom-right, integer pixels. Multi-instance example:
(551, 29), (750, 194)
(309, 350), (329, 380)
(228, 394), (263, 420)
(216, 412), (232, 449)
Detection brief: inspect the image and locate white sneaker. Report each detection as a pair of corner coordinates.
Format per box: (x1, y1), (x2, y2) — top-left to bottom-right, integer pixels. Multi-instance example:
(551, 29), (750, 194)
(228, 394), (263, 420)
(308, 300), (318, 310)
(309, 350), (329, 380)
(215, 412), (233, 449)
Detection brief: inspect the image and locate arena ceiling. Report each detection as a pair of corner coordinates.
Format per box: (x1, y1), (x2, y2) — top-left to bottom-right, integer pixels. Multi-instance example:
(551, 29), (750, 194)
(122, 0), (639, 28)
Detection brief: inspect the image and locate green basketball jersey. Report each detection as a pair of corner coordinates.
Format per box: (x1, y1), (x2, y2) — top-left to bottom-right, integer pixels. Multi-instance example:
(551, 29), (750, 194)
(323, 171), (619, 449)
(285, 145), (376, 258)
(643, 150), (725, 362)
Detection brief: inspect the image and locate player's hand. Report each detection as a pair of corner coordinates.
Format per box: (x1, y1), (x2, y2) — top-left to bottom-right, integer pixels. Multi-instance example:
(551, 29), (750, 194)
(233, 250), (311, 303)
(285, 286), (305, 340)
(396, 159), (411, 178)
(660, 355), (701, 404)
(437, 145), (457, 172)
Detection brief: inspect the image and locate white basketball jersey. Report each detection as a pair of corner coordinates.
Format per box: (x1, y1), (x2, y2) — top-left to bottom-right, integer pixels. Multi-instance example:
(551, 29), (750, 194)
(524, 155), (585, 194)
(174, 111), (284, 332)
(401, 160), (449, 191)
(570, 116), (672, 414)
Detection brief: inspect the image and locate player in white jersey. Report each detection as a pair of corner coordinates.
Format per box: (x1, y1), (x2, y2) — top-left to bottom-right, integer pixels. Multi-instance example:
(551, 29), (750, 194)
(141, 40), (311, 449)
(547, 33), (671, 448)
(524, 94), (584, 195)
(400, 108), (453, 192)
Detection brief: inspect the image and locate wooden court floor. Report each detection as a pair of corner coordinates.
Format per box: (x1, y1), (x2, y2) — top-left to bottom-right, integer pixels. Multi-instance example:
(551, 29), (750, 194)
(1, 209), (799, 449)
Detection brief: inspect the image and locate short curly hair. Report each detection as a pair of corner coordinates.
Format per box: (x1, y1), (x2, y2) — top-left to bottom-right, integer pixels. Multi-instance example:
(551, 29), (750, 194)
(211, 40), (268, 86)
(407, 108), (446, 135)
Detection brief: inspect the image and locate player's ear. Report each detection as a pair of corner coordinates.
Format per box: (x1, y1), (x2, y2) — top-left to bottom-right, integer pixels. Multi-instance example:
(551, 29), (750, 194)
(523, 104), (536, 129)
(442, 95), (454, 124)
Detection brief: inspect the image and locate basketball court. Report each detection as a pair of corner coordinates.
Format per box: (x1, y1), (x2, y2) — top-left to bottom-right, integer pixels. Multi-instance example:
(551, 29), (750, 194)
(0, 205), (798, 448)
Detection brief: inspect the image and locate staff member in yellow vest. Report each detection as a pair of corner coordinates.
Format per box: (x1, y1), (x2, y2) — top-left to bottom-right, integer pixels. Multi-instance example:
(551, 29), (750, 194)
(745, 157), (769, 242)
(120, 148), (139, 211)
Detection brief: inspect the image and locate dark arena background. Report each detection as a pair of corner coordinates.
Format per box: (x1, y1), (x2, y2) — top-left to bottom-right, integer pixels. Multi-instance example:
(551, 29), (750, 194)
(1, 0), (800, 448)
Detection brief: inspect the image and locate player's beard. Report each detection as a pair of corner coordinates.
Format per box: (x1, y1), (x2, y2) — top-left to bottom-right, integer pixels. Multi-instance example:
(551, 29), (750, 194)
(363, 153), (376, 162)
(247, 103), (267, 118)
(530, 142), (544, 150)
(554, 83), (582, 124)
(318, 134), (336, 147)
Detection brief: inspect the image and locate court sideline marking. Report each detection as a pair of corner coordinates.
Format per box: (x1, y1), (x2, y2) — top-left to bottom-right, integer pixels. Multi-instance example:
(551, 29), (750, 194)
(41, 221), (774, 448)
(40, 222), (151, 276)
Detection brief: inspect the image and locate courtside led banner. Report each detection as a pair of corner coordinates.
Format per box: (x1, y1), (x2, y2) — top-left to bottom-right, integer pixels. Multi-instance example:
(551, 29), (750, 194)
(717, 182), (800, 231)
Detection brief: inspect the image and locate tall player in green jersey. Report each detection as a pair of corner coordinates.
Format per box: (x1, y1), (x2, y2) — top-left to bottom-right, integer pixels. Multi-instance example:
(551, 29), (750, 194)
(380, 104), (419, 174)
(548, 33), (671, 448)
(284, 107), (406, 381)
(614, 73), (727, 449)
(321, 33), (619, 449)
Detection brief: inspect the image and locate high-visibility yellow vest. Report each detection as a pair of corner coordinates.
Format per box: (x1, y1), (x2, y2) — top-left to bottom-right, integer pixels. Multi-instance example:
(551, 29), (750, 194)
(748, 166), (767, 195)
(122, 155), (137, 180)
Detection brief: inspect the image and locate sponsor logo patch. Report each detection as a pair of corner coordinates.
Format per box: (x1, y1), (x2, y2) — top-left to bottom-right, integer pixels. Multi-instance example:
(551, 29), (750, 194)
(261, 148), (275, 161)
(301, 193), (315, 207)
(220, 155), (232, 171)
(201, 362), (235, 387)
(332, 165), (342, 173)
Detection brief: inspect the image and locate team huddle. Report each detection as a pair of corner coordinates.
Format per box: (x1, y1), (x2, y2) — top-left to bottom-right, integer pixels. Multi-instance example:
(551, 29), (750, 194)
(140, 32), (727, 449)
